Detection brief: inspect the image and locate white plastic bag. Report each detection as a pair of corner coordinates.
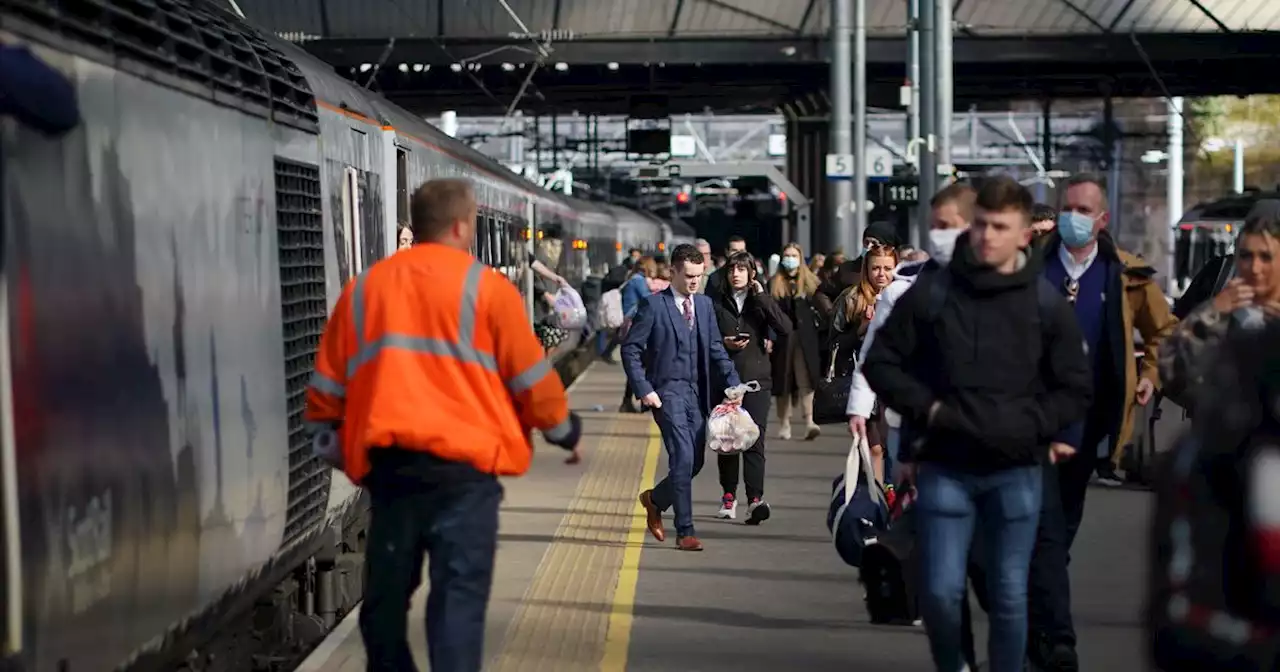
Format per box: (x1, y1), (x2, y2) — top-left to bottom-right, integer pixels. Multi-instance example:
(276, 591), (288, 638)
(552, 285), (588, 330)
(707, 381), (763, 455)
(598, 288), (625, 328)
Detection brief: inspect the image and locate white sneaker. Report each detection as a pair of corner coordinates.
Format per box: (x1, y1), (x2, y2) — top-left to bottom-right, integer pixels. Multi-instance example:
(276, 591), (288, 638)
(716, 494), (737, 519)
(778, 424), (792, 440)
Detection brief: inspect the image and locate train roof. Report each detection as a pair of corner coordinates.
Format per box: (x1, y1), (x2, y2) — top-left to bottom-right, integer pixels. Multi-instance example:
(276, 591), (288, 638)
(261, 34), (577, 213)
(1184, 191), (1280, 222)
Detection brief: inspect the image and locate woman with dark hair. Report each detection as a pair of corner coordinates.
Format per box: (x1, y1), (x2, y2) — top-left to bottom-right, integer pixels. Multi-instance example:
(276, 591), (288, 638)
(710, 252), (793, 523)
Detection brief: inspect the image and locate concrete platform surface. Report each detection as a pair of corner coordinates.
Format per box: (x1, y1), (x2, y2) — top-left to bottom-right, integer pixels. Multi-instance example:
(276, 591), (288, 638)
(295, 362), (1153, 672)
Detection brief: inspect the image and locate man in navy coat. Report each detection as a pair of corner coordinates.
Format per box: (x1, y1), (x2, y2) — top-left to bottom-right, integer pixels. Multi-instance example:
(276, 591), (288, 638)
(622, 243), (741, 551)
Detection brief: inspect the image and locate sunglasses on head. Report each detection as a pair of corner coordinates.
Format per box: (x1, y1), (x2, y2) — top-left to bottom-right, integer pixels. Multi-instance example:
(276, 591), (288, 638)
(1062, 277), (1080, 304)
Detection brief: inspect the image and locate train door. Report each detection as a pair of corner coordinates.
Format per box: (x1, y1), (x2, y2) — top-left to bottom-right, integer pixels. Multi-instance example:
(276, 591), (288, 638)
(396, 146), (409, 227)
(0, 256), (21, 662)
(341, 166), (364, 278)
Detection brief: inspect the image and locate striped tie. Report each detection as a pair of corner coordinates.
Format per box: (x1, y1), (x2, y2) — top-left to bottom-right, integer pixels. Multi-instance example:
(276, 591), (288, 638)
(683, 296), (694, 331)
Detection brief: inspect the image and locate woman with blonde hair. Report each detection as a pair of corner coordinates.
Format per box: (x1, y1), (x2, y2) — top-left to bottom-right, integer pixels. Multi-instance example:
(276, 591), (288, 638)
(832, 243), (898, 482)
(768, 242), (833, 440)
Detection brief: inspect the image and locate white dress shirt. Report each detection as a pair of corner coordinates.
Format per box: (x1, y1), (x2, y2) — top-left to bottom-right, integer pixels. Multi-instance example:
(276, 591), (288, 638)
(673, 287), (694, 321)
(1058, 241), (1099, 281)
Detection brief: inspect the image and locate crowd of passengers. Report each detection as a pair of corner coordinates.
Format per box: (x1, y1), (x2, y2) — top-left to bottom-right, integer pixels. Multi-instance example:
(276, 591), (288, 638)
(587, 172), (1280, 672)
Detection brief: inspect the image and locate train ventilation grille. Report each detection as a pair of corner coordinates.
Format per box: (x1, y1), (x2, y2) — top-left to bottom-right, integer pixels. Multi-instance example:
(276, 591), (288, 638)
(273, 157), (330, 547)
(3, 0), (320, 131)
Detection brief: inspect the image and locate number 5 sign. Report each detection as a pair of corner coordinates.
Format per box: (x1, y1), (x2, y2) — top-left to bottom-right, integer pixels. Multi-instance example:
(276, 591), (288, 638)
(826, 149), (893, 181)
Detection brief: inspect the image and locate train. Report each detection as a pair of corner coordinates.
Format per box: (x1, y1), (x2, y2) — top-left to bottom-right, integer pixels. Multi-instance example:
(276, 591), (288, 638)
(1173, 189), (1279, 294)
(0, 1), (694, 670)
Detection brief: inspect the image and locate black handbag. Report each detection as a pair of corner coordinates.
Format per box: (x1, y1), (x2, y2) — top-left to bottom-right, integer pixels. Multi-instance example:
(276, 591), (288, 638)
(813, 346), (853, 424)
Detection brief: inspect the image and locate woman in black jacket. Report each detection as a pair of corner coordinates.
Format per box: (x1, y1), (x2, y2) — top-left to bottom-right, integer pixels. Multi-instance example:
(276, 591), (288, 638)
(710, 252), (794, 525)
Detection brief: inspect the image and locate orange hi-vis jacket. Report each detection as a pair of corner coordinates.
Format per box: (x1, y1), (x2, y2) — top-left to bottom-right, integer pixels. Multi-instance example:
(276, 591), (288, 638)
(304, 243), (574, 485)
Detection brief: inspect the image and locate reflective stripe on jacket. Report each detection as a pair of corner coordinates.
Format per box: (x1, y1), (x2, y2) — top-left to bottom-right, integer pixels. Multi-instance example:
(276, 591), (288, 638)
(304, 243), (572, 484)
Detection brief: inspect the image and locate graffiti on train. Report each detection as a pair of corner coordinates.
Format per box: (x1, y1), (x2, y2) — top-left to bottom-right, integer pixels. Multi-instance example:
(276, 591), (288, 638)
(6, 56), (294, 669)
(63, 490), (115, 615)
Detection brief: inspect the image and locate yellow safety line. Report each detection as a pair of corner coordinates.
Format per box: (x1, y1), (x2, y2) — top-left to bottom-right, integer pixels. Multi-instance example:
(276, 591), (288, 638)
(599, 424), (662, 672)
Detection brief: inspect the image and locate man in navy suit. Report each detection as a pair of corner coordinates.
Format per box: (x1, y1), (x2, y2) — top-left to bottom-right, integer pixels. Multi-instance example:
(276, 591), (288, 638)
(622, 243), (742, 551)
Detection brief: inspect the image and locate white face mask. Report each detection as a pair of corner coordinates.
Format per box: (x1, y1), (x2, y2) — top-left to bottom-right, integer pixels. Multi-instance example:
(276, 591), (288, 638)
(928, 228), (966, 265)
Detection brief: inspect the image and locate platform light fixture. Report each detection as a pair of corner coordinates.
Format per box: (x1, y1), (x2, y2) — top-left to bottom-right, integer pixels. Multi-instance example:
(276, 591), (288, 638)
(607, 62), (619, 70)
(358, 63), (372, 72)
(397, 63), (408, 73)
(501, 62), (515, 72)
(450, 63), (462, 72)
(412, 63), (425, 72)
(554, 62), (569, 72)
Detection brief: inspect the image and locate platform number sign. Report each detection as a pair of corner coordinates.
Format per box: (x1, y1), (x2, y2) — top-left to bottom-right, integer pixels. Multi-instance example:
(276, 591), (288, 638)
(826, 154), (853, 179)
(827, 149), (893, 181)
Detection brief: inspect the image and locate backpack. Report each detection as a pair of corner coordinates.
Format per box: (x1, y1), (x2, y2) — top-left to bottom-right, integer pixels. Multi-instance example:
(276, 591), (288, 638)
(601, 264), (629, 293)
(598, 288), (625, 329)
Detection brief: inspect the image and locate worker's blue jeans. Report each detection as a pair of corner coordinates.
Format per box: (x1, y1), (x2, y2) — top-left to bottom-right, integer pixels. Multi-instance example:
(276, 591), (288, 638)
(915, 462), (1042, 672)
(361, 465), (502, 672)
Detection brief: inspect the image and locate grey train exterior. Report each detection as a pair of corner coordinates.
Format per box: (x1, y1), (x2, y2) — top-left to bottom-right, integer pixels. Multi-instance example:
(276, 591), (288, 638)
(0, 1), (671, 670)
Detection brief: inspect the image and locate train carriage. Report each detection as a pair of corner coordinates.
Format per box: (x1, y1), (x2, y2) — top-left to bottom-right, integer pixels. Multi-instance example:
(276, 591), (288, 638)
(0, 1), (672, 670)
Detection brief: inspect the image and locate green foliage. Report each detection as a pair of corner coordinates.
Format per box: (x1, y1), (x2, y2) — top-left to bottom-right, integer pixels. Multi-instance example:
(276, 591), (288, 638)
(1186, 97), (1227, 141)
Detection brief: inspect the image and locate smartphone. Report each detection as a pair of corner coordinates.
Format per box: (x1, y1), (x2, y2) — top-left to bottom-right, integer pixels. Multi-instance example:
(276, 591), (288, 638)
(734, 333), (751, 341)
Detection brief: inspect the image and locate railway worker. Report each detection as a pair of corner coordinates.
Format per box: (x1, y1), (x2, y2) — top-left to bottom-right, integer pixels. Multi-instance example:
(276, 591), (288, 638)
(626, 243), (742, 551)
(1027, 172), (1178, 671)
(304, 178), (583, 672)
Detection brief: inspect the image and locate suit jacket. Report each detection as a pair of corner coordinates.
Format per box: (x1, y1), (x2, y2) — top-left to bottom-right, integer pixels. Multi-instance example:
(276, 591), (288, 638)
(621, 288), (741, 417)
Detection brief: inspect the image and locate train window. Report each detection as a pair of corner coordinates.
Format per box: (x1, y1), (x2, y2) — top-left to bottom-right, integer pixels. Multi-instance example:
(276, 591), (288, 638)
(396, 147), (409, 226)
(350, 129), (368, 171)
(1175, 228), (1193, 285)
(342, 167), (364, 277)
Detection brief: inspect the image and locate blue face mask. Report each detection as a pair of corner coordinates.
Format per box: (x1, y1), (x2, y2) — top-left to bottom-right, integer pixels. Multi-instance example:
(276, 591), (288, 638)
(1057, 211), (1096, 248)
(780, 256), (800, 271)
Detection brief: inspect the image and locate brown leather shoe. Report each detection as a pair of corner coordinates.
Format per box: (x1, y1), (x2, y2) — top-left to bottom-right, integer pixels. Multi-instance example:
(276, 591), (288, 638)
(675, 536), (703, 551)
(638, 490), (665, 542)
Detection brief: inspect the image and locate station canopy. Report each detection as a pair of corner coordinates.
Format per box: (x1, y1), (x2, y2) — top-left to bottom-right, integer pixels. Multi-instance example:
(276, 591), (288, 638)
(244, 0), (1280, 42)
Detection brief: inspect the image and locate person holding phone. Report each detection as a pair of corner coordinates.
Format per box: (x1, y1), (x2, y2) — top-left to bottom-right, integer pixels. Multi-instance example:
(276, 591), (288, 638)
(709, 252), (794, 523)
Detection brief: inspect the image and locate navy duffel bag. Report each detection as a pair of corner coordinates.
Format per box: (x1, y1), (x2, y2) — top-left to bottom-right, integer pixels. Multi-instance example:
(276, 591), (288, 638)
(826, 435), (890, 568)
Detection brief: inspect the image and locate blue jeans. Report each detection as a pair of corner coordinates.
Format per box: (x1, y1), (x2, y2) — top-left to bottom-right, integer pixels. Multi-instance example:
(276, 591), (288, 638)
(915, 462), (1043, 672)
(649, 382), (707, 537)
(361, 469), (503, 672)
(884, 426), (901, 484)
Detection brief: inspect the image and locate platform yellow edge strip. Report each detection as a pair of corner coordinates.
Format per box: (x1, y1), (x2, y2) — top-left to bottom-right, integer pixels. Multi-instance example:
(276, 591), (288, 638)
(599, 423), (662, 672)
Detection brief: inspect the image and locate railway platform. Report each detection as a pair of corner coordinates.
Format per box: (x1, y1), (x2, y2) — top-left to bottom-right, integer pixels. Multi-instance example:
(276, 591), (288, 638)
(295, 362), (1153, 672)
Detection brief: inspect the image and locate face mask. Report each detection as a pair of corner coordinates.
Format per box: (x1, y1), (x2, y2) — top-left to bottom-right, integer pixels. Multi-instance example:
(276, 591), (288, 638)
(780, 256), (800, 271)
(1057, 212), (1096, 248)
(927, 228), (965, 265)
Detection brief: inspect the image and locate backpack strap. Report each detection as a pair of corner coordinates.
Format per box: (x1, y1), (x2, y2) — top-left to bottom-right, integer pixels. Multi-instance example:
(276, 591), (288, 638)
(1035, 276), (1059, 330)
(925, 265), (952, 323)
